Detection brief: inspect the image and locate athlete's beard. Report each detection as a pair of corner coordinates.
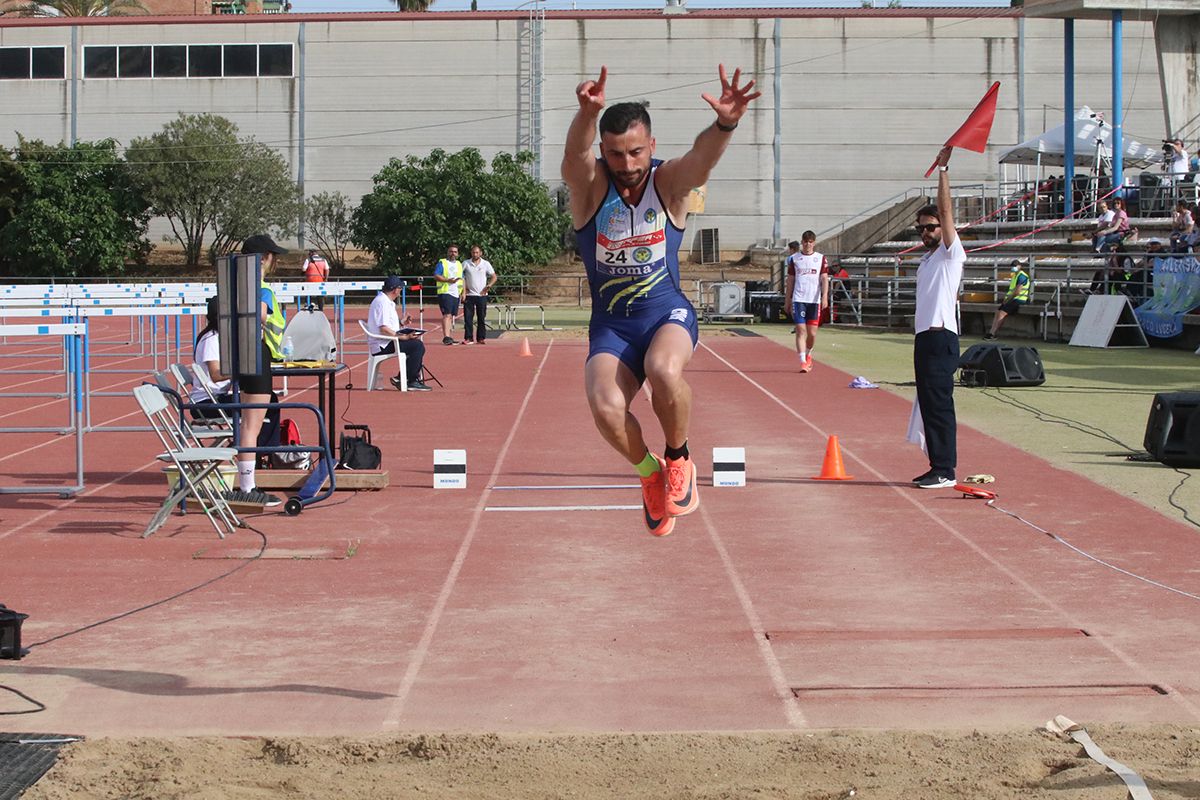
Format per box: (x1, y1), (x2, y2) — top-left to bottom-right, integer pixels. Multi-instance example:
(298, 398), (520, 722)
(612, 168), (649, 190)
(922, 234), (940, 250)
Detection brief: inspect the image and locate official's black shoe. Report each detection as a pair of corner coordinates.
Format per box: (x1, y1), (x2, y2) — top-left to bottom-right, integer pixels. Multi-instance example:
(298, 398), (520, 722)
(390, 375), (405, 390)
(911, 470), (933, 485)
(442, 336), (455, 345)
(408, 380), (433, 392)
(983, 332), (997, 341)
(916, 474), (955, 489)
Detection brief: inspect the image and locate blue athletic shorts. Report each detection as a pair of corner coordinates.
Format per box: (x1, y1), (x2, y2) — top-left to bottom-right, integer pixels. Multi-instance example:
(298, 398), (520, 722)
(588, 301), (699, 385)
(793, 302), (821, 325)
(439, 294), (460, 316)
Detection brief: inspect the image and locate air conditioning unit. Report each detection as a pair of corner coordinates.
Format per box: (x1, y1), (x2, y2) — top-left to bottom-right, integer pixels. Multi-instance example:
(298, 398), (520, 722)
(712, 282), (744, 315)
(699, 228), (720, 264)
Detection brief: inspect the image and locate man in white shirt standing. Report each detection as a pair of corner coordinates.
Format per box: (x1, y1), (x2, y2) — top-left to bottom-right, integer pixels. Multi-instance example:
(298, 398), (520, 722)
(1165, 138), (1189, 181)
(911, 146), (965, 489)
(783, 231), (829, 373)
(367, 276), (432, 391)
(461, 244), (497, 344)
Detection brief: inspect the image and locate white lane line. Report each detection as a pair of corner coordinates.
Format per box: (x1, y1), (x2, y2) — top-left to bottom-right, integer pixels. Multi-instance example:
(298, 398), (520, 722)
(490, 484), (639, 491)
(699, 502), (809, 729)
(699, 340), (1200, 722)
(384, 340), (555, 727)
(485, 504), (640, 512)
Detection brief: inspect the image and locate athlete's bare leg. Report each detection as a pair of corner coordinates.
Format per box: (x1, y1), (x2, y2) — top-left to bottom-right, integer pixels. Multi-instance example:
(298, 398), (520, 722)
(793, 323), (806, 355)
(805, 324), (818, 352)
(585, 353), (647, 464)
(643, 324), (694, 450)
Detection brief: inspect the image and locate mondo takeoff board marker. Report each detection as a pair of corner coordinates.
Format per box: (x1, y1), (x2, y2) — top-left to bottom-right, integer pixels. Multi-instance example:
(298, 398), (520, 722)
(434, 449), (467, 489)
(712, 447), (746, 487)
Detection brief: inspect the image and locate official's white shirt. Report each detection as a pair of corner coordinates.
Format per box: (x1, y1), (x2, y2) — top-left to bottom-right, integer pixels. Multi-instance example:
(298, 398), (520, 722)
(366, 291), (400, 355)
(463, 258), (495, 297)
(914, 237), (965, 334)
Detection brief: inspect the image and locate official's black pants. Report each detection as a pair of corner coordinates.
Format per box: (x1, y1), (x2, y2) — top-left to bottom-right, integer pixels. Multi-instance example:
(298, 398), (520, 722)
(463, 296), (488, 342)
(913, 328), (958, 478)
(376, 339), (425, 383)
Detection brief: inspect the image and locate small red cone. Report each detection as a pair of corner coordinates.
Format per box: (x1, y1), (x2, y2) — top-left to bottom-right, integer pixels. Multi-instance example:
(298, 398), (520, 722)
(812, 435), (854, 480)
(518, 337), (533, 357)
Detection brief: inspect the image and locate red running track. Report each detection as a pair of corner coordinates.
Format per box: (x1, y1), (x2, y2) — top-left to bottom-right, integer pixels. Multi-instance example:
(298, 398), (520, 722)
(1, 323), (1197, 734)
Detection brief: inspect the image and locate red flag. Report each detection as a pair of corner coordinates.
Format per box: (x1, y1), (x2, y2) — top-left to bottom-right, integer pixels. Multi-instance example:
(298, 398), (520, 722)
(925, 81), (1001, 177)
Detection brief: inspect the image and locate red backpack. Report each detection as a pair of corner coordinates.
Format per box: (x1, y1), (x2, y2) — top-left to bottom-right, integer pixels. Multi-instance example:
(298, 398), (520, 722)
(270, 419), (310, 469)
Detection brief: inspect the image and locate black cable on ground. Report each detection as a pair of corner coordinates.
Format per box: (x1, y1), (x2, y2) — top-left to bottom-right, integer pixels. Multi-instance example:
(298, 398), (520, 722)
(0, 685), (46, 716)
(982, 387), (1141, 453)
(26, 526), (268, 650)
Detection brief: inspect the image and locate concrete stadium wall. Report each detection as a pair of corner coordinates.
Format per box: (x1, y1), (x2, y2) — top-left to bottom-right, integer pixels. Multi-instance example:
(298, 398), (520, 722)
(0, 11), (1168, 256)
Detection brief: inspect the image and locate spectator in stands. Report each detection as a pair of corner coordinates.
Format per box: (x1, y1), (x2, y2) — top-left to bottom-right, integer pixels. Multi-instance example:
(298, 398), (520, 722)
(909, 146), (964, 491)
(461, 244), (497, 344)
(1093, 197), (1130, 252)
(1128, 240), (1164, 304)
(302, 248), (330, 309)
(784, 232), (830, 373)
(1170, 201), (1194, 252)
(368, 276), (432, 392)
(1164, 138), (1189, 181)
(984, 258), (1031, 341)
(1090, 246), (1136, 296)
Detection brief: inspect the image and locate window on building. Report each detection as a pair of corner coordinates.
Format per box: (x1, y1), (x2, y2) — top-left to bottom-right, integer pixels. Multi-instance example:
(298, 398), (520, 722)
(119, 45), (152, 78)
(223, 44), (256, 77)
(84, 46), (118, 79)
(80, 42), (293, 80)
(154, 45), (187, 78)
(31, 47), (66, 79)
(258, 44), (292, 77)
(188, 44), (222, 78)
(0, 48), (31, 80)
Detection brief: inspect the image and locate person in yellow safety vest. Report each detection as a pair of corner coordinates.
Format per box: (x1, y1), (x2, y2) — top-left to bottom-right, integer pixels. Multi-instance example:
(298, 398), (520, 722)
(984, 258), (1031, 340)
(228, 233), (288, 509)
(433, 245), (465, 345)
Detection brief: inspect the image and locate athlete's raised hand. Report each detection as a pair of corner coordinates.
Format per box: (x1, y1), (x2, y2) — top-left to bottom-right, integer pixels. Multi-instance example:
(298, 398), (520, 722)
(701, 64), (761, 127)
(575, 66), (608, 113)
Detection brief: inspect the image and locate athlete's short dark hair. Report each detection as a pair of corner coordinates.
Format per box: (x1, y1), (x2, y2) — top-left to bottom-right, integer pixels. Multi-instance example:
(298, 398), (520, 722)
(916, 204), (940, 221)
(801, 230), (816, 242)
(787, 240), (800, 250)
(599, 102), (652, 137)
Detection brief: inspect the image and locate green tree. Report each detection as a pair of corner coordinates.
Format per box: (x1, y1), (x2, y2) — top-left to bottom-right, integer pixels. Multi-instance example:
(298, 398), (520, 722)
(0, 137), (151, 278)
(7, 0), (147, 16)
(352, 148), (565, 275)
(389, 0), (432, 10)
(303, 191), (355, 273)
(127, 114), (300, 266)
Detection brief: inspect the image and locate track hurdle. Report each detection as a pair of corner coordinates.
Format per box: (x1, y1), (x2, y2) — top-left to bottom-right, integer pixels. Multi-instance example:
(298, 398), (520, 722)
(0, 323), (86, 497)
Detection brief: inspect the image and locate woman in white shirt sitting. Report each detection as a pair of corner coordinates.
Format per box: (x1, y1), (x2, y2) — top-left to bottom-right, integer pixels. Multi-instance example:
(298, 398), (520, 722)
(190, 298), (280, 448)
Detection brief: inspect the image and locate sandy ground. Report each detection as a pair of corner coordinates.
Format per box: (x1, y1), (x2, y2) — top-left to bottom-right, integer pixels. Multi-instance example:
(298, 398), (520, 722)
(24, 726), (1200, 799)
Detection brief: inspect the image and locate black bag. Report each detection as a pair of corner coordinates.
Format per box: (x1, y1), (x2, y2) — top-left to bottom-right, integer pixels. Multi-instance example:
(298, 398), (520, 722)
(338, 424), (381, 470)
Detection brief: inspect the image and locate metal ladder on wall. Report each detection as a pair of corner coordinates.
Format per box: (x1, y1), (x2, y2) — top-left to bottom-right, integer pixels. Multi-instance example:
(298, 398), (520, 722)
(517, 0), (545, 181)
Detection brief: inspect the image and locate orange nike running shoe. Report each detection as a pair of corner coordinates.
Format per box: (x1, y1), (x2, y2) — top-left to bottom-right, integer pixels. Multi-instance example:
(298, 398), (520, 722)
(640, 456), (674, 537)
(663, 455), (699, 517)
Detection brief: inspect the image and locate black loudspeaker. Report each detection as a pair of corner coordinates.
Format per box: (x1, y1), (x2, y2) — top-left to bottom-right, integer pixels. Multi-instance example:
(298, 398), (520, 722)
(959, 344), (1046, 387)
(0, 604), (28, 660)
(1144, 392), (1200, 467)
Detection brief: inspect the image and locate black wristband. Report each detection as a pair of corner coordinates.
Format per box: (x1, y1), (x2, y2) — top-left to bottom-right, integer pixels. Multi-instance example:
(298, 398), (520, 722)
(714, 119), (738, 133)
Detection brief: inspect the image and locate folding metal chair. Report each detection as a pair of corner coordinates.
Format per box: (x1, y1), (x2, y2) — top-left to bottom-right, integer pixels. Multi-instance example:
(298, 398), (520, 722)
(134, 384), (242, 539)
(152, 367), (232, 446)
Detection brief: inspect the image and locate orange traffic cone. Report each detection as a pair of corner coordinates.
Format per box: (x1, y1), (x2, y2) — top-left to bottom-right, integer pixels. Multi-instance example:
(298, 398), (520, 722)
(812, 435), (854, 481)
(518, 337), (533, 357)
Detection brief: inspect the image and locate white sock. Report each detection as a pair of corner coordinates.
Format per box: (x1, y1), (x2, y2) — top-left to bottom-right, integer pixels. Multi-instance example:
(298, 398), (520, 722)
(797, 350), (807, 361)
(238, 460), (255, 492)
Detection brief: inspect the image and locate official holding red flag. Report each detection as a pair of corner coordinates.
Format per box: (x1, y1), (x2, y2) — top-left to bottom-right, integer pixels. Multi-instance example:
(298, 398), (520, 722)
(925, 81), (1000, 177)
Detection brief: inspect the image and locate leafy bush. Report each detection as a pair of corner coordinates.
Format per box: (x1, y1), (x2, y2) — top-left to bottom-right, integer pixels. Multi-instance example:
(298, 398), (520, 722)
(351, 148), (566, 275)
(0, 137), (151, 278)
(304, 191), (355, 272)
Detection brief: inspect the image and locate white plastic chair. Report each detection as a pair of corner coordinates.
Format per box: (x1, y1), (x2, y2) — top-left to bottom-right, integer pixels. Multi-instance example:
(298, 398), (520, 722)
(134, 384), (241, 540)
(358, 319), (407, 391)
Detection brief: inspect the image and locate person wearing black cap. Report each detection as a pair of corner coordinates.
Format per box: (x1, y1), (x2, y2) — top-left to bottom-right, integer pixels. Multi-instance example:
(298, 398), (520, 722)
(227, 234), (288, 506)
(367, 276), (432, 391)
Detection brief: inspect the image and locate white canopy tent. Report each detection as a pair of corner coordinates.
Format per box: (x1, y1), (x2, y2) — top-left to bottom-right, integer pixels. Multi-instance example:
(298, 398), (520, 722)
(998, 106), (1164, 170)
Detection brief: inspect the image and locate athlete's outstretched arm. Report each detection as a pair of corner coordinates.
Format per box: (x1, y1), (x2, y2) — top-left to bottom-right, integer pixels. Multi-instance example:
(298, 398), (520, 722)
(658, 65), (761, 208)
(561, 66), (608, 226)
